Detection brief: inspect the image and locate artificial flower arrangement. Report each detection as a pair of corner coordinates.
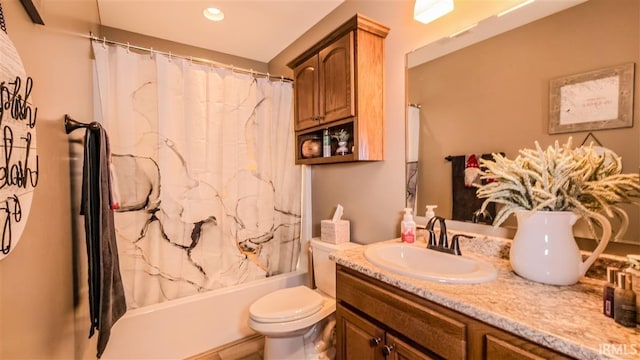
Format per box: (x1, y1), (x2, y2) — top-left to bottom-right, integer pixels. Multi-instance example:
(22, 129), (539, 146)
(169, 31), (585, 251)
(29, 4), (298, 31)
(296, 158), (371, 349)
(475, 138), (640, 227)
(332, 129), (350, 142)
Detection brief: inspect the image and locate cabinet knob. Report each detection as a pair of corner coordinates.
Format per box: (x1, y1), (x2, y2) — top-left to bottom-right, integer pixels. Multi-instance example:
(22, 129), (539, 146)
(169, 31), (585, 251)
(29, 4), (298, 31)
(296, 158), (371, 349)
(369, 337), (382, 347)
(382, 344), (394, 356)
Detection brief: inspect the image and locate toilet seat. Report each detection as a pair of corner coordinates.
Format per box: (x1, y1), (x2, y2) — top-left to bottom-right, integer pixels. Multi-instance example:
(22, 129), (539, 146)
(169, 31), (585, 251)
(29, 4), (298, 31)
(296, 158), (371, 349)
(248, 288), (336, 337)
(249, 286), (324, 323)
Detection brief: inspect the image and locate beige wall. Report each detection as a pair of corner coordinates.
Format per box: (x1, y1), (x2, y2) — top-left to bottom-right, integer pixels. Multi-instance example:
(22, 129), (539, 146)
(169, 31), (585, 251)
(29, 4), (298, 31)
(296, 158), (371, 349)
(0, 1), (267, 359)
(0, 0), (98, 358)
(409, 0), (640, 242)
(4, 0), (615, 358)
(270, 1), (436, 244)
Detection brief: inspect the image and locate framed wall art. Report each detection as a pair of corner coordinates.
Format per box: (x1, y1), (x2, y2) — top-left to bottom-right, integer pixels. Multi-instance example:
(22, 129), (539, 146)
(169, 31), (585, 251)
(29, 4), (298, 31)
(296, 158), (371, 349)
(548, 62), (634, 134)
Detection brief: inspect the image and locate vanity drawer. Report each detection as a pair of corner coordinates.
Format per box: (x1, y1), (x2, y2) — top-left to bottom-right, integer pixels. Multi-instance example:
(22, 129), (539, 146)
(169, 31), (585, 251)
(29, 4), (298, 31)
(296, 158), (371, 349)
(337, 267), (467, 359)
(483, 332), (572, 359)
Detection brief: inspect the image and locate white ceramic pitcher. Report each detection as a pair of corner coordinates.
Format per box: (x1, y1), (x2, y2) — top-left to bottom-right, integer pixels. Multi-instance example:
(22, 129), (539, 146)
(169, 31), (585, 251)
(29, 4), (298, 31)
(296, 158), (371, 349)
(509, 210), (611, 286)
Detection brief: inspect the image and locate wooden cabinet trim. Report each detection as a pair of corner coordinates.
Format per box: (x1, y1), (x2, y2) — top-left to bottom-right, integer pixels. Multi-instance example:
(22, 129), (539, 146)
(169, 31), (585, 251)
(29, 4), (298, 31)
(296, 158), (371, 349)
(318, 32), (355, 123)
(291, 14), (387, 164)
(287, 13), (389, 69)
(337, 304), (386, 360)
(336, 266), (575, 360)
(337, 269), (467, 359)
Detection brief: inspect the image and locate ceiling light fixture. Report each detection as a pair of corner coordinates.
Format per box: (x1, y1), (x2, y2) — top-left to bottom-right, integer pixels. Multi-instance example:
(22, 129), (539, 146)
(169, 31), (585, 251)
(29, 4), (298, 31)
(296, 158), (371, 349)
(497, 0), (535, 17)
(203, 7), (224, 22)
(414, 0), (454, 24)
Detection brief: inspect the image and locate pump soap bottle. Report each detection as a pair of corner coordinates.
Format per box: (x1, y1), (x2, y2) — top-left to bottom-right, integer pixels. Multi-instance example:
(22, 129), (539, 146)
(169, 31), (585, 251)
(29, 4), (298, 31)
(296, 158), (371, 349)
(425, 205), (437, 224)
(401, 208), (416, 244)
(614, 272), (637, 327)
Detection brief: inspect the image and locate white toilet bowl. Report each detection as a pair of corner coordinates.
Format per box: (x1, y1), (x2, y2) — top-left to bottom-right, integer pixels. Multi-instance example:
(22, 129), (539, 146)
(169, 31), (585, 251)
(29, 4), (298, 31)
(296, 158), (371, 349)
(248, 239), (360, 360)
(248, 285), (336, 359)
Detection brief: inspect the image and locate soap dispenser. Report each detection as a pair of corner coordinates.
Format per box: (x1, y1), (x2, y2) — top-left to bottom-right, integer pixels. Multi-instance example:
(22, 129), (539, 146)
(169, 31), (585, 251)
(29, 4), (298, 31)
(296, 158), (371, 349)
(603, 267), (618, 318)
(401, 208), (416, 244)
(425, 205), (437, 223)
(614, 272), (637, 327)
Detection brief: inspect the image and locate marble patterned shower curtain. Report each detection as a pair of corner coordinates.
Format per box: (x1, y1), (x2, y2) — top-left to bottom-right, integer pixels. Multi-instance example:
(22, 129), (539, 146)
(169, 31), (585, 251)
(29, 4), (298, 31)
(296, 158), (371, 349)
(92, 43), (301, 309)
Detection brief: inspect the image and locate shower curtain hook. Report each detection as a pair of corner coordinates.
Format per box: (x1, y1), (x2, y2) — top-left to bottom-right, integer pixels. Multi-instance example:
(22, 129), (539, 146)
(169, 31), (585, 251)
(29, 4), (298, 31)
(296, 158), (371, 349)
(102, 36), (106, 48)
(168, 51), (172, 62)
(149, 47), (154, 59)
(126, 42), (130, 53)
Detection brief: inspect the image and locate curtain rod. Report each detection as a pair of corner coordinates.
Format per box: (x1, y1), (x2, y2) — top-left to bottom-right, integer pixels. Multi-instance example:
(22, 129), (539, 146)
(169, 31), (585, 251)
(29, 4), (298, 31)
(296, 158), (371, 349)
(88, 33), (293, 83)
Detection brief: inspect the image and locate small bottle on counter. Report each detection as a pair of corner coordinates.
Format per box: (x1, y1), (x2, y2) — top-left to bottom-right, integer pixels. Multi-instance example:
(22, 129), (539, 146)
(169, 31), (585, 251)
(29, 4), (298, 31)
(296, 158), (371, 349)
(614, 272), (637, 327)
(401, 208), (416, 244)
(425, 205), (437, 224)
(603, 267), (618, 318)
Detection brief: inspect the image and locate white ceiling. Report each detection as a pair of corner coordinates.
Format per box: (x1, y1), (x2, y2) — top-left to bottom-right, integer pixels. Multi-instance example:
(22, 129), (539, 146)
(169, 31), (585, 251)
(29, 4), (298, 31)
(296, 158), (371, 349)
(96, 0), (344, 63)
(96, 0), (586, 65)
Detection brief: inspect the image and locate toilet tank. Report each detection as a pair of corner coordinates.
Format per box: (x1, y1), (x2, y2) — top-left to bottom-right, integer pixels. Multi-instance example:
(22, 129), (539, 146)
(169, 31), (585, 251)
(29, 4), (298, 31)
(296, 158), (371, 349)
(310, 239), (361, 298)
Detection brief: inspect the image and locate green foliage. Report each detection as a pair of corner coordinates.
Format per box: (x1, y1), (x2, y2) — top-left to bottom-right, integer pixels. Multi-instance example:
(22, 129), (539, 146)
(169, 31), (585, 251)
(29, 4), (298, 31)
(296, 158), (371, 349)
(476, 138), (640, 226)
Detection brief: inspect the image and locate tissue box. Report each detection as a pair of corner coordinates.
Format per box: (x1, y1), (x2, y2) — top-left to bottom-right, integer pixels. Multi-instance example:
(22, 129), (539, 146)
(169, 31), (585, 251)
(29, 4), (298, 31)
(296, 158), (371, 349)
(321, 220), (350, 244)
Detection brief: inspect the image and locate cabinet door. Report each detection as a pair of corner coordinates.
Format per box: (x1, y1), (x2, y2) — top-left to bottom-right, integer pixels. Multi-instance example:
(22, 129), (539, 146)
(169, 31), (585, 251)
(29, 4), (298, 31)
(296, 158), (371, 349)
(293, 55), (319, 130)
(386, 333), (437, 360)
(318, 32), (355, 124)
(336, 304), (385, 360)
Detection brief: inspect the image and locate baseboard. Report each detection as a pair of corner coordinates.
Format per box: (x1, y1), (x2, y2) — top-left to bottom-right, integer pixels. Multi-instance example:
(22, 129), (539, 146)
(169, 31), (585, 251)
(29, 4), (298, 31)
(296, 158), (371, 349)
(185, 334), (265, 360)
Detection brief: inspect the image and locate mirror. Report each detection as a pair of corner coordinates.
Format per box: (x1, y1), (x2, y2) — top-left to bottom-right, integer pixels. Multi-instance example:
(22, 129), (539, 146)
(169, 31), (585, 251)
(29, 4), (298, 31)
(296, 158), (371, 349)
(407, 0), (640, 246)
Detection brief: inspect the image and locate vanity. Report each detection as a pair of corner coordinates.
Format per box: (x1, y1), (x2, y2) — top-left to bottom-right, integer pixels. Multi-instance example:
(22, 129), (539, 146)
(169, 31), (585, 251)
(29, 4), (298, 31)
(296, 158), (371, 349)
(331, 236), (640, 360)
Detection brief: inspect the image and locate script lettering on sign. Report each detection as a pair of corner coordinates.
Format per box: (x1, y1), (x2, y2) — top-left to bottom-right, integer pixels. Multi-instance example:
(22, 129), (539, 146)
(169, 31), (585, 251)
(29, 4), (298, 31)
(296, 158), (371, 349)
(0, 75), (39, 256)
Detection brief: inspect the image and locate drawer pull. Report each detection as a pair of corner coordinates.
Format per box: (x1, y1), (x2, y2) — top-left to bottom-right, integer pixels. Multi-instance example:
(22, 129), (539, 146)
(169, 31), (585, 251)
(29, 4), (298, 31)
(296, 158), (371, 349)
(382, 344), (394, 356)
(369, 337), (382, 347)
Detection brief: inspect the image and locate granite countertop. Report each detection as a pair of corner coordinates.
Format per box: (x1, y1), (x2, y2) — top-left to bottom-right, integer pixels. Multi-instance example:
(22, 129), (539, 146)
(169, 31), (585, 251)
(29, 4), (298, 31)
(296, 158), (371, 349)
(329, 232), (640, 360)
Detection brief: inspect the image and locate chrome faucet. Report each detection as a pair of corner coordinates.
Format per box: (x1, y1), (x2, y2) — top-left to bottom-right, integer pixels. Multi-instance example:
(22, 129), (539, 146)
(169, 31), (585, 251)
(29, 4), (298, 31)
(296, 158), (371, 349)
(425, 216), (473, 256)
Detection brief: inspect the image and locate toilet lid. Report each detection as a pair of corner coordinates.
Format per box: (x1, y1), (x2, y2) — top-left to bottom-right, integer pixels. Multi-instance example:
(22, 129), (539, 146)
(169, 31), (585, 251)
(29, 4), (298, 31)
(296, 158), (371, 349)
(249, 286), (324, 323)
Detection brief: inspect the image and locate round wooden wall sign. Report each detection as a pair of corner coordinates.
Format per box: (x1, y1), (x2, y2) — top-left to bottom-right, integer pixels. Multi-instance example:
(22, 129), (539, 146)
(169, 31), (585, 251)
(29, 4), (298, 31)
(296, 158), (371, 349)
(0, 27), (39, 260)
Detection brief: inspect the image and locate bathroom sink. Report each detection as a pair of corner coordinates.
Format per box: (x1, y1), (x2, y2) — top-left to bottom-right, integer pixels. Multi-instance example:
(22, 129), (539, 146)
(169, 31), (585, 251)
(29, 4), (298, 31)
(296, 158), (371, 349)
(363, 242), (497, 284)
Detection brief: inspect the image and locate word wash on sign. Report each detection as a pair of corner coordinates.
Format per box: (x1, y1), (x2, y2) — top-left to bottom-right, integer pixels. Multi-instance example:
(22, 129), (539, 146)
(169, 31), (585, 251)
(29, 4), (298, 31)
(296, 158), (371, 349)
(0, 76), (39, 255)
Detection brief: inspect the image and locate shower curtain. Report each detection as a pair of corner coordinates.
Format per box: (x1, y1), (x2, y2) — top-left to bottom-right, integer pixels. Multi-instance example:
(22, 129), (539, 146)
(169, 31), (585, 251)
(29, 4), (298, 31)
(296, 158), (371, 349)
(406, 105), (420, 211)
(92, 43), (301, 309)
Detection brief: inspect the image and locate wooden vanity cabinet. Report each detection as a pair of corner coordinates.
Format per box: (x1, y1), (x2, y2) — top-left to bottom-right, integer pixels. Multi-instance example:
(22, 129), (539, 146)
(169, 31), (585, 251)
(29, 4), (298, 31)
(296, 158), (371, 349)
(336, 265), (573, 360)
(337, 304), (434, 360)
(288, 14), (388, 165)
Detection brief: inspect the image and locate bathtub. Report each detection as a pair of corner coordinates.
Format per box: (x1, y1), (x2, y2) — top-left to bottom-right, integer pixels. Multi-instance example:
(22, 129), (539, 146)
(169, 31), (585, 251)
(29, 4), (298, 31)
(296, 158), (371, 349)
(101, 270), (308, 360)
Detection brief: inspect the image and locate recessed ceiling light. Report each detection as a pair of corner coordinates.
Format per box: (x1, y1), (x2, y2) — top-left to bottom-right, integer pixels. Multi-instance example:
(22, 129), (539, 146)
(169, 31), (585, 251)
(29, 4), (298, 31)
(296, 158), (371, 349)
(204, 7), (224, 22)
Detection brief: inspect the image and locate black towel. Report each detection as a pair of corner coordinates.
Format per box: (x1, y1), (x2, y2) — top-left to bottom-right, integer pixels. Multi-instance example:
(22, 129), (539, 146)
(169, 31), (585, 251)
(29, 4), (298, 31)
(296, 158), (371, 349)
(80, 123), (126, 358)
(449, 154), (497, 224)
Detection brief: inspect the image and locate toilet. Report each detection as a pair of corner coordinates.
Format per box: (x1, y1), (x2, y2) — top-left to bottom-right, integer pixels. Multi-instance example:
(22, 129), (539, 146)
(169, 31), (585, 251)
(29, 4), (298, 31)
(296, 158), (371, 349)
(248, 239), (360, 360)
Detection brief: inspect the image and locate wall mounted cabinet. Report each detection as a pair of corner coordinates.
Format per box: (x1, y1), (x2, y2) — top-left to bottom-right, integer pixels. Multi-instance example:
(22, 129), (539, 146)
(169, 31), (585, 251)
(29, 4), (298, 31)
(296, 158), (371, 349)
(288, 14), (389, 165)
(336, 266), (572, 360)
